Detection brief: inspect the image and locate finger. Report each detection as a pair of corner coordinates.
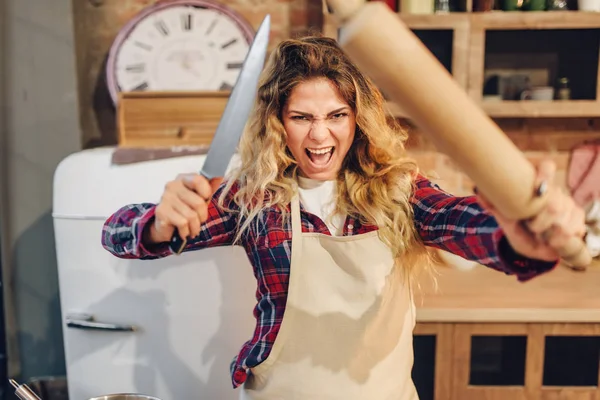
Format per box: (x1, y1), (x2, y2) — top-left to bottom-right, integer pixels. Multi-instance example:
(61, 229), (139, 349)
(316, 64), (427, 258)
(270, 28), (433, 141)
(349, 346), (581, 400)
(176, 188), (209, 224)
(534, 200), (585, 249)
(560, 201), (587, 238)
(181, 174), (212, 200)
(573, 207), (588, 238)
(159, 204), (191, 239)
(170, 198), (199, 238)
(177, 184), (205, 210)
(527, 189), (565, 236)
(545, 225), (570, 252)
(209, 177), (224, 195)
(535, 159), (556, 191)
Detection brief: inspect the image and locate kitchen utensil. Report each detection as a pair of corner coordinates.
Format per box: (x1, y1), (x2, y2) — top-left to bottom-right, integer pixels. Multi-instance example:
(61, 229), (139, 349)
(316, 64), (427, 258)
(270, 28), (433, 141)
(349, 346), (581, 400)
(9, 379), (42, 400)
(168, 14), (270, 254)
(325, 0), (592, 269)
(520, 86), (555, 100)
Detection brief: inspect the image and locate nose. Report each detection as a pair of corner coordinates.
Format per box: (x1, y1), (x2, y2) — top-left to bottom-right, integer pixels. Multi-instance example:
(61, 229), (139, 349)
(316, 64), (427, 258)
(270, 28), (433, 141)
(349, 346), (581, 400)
(308, 120), (329, 142)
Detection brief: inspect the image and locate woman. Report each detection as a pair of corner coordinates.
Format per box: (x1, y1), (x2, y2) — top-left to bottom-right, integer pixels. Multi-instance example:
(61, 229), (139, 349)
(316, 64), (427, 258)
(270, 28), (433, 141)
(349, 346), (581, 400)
(102, 36), (585, 399)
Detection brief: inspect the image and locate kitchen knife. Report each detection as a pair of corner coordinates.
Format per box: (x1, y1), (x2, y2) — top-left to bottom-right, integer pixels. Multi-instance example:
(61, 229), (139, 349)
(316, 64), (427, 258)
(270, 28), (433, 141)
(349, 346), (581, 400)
(169, 14), (271, 255)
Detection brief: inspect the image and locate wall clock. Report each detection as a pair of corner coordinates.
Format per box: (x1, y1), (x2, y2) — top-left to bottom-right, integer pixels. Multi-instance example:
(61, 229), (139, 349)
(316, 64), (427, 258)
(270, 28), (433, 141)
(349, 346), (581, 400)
(106, 0), (255, 104)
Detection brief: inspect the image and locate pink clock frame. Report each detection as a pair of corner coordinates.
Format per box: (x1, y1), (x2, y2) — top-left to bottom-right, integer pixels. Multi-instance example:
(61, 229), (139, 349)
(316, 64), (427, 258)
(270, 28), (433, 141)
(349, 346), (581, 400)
(105, 0), (256, 105)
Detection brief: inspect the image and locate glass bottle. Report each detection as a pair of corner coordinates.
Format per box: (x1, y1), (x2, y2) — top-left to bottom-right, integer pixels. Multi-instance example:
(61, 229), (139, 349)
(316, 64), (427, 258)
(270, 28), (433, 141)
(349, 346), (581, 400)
(436, 0), (451, 13)
(547, 0), (569, 10)
(557, 77), (571, 100)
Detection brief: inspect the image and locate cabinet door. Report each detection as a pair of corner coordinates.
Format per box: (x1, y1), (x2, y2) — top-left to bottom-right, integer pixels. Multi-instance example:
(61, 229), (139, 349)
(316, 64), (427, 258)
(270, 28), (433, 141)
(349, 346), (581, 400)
(413, 323), (454, 400)
(451, 323), (600, 400)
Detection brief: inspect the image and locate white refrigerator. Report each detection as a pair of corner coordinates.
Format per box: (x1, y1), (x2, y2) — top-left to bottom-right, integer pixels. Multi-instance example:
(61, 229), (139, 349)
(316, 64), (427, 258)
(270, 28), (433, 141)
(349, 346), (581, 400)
(52, 147), (257, 400)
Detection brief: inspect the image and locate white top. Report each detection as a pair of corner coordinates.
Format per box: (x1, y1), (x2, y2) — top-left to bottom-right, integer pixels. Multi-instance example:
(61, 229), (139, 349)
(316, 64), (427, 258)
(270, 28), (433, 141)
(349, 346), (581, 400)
(297, 176), (345, 236)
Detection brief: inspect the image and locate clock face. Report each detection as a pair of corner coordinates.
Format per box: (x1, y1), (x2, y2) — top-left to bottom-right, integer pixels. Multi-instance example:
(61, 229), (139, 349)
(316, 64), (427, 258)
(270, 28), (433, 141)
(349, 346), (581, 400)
(106, 0), (255, 104)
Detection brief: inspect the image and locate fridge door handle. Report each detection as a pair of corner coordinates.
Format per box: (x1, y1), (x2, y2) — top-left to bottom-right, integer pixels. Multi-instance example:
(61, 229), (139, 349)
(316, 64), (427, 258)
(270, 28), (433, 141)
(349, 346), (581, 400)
(65, 313), (137, 332)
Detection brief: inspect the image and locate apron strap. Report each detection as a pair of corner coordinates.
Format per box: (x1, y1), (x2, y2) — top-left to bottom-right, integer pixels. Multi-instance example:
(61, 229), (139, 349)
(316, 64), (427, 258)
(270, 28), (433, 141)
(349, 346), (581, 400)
(290, 194), (304, 267)
(290, 194), (303, 238)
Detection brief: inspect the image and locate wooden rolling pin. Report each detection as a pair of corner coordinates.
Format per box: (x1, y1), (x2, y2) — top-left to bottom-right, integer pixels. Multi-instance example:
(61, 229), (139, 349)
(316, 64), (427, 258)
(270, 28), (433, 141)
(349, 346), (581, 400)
(326, 0), (592, 269)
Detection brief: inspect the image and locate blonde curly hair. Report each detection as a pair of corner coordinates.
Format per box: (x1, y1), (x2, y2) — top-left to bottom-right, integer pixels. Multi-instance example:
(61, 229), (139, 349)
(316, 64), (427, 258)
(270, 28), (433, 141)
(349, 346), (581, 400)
(219, 36), (432, 280)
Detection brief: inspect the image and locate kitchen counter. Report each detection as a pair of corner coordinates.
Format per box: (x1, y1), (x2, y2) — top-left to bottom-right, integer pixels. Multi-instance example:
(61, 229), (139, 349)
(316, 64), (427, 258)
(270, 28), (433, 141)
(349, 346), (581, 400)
(414, 260), (600, 323)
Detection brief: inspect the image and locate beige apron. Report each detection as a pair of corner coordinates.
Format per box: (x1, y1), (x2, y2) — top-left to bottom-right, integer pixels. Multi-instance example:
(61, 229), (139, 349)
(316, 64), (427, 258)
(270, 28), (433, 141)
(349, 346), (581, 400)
(240, 195), (419, 400)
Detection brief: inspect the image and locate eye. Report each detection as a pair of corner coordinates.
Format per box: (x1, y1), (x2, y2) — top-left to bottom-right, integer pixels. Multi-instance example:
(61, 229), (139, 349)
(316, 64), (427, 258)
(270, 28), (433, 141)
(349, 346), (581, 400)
(331, 113), (348, 119)
(291, 115), (308, 121)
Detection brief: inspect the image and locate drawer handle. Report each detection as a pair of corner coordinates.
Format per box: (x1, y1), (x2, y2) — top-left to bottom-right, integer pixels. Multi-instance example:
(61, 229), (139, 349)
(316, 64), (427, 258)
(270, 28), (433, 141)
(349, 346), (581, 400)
(66, 313), (137, 332)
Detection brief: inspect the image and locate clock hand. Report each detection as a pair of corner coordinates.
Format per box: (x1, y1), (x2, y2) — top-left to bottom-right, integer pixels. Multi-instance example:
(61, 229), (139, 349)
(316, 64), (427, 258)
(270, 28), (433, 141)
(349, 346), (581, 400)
(186, 67), (202, 79)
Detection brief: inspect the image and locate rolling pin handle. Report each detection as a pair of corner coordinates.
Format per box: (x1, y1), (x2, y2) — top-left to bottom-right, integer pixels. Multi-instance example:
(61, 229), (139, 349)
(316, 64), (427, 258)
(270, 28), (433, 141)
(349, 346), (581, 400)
(533, 179), (592, 269)
(324, 0), (364, 23)
(559, 237), (592, 270)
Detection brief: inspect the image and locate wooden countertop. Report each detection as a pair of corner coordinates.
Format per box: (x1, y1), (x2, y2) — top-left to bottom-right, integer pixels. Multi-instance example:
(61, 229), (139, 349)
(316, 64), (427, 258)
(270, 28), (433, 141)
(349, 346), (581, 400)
(414, 259), (600, 323)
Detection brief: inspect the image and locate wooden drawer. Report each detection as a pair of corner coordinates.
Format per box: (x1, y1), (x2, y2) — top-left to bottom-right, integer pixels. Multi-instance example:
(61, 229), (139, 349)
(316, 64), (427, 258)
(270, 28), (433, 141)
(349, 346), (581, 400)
(117, 91), (229, 148)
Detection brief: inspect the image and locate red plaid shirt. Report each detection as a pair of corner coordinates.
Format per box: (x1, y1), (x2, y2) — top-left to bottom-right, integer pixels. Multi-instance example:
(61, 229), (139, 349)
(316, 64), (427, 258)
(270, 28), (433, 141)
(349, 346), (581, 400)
(101, 175), (556, 388)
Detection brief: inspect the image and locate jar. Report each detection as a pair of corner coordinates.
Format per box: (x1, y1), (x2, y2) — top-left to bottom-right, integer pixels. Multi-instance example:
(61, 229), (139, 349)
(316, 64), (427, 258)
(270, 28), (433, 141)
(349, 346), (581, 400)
(557, 77), (571, 100)
(403, 0), (435, 14)
(547, 0), (569, 9)
(436, 0), (451, 12)
(474, 0), (495, 11)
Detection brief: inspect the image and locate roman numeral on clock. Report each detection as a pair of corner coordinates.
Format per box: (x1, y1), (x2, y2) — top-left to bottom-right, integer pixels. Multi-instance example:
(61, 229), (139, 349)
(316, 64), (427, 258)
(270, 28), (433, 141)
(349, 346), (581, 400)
(126, 63), (146, 73)
(154, 20), (169, 36)
(227, 62), (243, 70)
(206, 19), (217, 35)
(134, 41), (152, 51)
(221, 38), (238, 49)
(182, 13), (192, 31)
(132, 81), (149, 91)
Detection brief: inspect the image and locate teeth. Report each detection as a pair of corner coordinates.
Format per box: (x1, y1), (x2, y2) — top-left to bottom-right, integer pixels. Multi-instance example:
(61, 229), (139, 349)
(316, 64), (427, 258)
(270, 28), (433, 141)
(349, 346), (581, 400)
(307, 147), (333, 155)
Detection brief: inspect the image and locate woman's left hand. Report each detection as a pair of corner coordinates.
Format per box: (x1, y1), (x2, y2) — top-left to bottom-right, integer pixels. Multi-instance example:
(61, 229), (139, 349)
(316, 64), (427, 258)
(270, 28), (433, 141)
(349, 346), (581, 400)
(476, 159), (587, 262)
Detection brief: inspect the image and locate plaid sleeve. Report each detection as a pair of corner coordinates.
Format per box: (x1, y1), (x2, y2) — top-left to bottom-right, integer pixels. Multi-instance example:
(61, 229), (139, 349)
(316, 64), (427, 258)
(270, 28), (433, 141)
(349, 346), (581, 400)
(411, 175), (557, 281)
(101, 182), (239, 260)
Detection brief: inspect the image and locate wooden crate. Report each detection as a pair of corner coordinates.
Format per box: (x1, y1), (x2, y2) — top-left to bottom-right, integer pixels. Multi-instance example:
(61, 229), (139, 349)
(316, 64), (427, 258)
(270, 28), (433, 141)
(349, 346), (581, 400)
(117, 91), (230, 148)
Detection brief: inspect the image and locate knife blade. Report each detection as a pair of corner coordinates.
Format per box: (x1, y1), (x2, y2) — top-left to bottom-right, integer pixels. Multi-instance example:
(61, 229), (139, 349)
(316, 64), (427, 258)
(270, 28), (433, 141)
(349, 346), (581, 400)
(169, 14), (271, 255)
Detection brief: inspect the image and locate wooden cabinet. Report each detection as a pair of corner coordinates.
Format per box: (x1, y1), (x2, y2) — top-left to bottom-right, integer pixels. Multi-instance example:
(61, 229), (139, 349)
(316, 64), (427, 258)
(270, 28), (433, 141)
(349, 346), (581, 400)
(412, 322), (600, 400)
(410, 263), (600, 400)
(321, 3), (600, 119)
(470, 12), (600, 118)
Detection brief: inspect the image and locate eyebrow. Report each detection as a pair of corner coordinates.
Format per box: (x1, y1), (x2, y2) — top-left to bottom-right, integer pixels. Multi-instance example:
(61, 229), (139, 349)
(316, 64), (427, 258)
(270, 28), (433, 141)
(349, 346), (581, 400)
(287, 106), (350, 117)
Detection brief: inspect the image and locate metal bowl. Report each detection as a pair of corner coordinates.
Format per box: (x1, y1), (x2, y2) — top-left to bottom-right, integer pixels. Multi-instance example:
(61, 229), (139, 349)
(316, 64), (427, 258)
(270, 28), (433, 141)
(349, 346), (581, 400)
(88, 394), (162, 400)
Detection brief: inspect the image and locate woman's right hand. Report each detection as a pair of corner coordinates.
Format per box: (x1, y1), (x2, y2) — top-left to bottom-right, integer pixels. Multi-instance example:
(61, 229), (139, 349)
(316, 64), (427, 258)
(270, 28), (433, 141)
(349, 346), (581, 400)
(145, 173), (216, 245)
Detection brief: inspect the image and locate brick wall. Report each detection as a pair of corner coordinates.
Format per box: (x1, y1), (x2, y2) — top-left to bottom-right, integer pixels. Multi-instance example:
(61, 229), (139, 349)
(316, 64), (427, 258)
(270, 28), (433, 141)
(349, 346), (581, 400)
(107, 0), (321, 44)
(72, 0), (324, 146)
(405, 118), (600, 197)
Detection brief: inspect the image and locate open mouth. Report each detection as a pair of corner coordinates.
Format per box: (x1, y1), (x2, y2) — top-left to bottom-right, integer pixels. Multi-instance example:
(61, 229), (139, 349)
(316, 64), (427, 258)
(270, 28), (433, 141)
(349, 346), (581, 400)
(305, 146), (335, 167)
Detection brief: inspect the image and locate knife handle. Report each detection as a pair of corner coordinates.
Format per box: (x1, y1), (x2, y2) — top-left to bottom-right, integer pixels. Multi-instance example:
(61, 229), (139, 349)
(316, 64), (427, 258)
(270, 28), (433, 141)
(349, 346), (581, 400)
(168, 177), (224, 255)
(169, 235), (188, 255)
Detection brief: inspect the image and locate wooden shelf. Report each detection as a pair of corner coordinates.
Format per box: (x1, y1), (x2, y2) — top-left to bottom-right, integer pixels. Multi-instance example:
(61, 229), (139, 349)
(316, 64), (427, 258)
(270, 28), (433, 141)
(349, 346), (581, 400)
(471, 10), (600, 29)
(398, 11), (600, 30)
(385, 100), (600, 119)
(481, 100), (600, 118)
(323, 3), (600, 119)
(399, 13), (469, 29)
